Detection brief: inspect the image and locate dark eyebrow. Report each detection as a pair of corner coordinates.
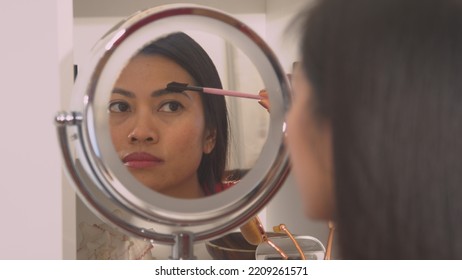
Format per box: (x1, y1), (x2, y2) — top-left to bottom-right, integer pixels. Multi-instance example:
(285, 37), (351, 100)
(112, 88), (134, 98)
(111, 87), (191, 100)
(151, 88), (192, 100)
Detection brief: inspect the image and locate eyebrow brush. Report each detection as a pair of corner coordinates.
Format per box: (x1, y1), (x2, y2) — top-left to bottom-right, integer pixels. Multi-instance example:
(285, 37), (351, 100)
(166, 81), (261, 100)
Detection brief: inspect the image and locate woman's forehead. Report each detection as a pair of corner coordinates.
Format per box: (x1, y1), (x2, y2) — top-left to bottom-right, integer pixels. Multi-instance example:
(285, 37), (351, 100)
(115, 55), (194, 90)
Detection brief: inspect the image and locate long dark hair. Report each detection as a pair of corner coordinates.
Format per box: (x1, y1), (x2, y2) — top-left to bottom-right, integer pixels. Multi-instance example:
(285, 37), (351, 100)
(139, 32), (229, 195)
(300, 0), (462, 259)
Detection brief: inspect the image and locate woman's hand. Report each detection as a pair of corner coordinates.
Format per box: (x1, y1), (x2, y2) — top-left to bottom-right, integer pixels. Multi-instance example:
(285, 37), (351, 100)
(258, 89), (270, 112)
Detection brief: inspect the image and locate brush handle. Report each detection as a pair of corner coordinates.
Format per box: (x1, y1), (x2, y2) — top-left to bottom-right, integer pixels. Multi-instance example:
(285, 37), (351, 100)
(203, 87), (261, 100)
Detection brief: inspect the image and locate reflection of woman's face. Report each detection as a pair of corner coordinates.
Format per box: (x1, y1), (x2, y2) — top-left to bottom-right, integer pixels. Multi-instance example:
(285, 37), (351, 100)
(110, 54), (216, 198)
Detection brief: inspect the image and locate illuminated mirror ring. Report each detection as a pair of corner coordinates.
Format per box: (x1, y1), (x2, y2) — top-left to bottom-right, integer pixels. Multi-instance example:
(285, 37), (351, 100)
(59, 4), (291, 244)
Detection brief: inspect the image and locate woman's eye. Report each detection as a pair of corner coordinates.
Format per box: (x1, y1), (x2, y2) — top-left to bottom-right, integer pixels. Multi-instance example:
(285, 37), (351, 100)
(159, 101), (183, 113)
(109, 101), (131, 113)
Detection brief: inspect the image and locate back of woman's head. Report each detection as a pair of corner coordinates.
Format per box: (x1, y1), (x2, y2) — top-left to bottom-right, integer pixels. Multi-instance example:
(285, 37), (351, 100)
(140, 32), (229, 195)
(300, 0), (462, 259)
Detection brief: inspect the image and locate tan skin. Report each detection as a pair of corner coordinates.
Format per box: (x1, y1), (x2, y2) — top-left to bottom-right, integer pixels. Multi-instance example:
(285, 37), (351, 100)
(256, 63), (335, 219)
(109, 54), (216, 199)
(285, 65), (335, 220)
(241, 67), (335, 251)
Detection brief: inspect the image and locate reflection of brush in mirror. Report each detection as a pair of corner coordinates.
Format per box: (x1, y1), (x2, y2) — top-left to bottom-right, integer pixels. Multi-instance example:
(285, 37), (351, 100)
(166, 81), (261, 99)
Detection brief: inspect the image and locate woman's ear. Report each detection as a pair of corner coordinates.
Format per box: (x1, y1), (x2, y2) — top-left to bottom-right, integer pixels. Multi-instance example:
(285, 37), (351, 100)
(203, 128), (217, 154)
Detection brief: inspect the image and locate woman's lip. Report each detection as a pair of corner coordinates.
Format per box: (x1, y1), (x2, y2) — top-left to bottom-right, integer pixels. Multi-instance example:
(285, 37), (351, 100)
(122, 152), (163, 168)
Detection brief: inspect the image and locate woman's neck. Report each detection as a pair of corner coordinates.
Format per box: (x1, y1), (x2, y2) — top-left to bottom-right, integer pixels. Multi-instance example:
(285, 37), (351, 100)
(160, 180), (205, 199)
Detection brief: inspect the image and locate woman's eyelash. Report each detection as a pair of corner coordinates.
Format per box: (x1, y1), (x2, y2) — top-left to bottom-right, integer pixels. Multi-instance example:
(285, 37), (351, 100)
(159, 101), (184, 112)
(109, 101), (131, 112)
(108, 100), (184, 113)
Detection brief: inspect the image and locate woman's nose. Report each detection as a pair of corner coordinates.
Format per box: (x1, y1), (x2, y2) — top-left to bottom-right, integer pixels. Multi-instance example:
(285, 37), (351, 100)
(128, 132), (155, 144)
(127, 114), (158, 144)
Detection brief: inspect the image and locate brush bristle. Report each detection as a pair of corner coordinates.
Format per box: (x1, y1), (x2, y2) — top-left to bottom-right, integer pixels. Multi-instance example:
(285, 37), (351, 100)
(166, 81), (188, 92)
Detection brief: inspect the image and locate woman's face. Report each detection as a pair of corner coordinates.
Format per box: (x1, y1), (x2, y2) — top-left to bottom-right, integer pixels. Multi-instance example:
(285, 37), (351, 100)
(286, 64), (335, 220)
(110, 54), (216, 198)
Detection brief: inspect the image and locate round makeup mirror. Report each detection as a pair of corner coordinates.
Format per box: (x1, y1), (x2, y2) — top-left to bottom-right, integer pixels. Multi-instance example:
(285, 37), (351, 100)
(56, 4), (291, 259)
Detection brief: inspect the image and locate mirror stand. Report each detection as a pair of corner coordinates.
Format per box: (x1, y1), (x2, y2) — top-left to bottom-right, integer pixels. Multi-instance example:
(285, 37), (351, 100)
(171, 232), (196, 260)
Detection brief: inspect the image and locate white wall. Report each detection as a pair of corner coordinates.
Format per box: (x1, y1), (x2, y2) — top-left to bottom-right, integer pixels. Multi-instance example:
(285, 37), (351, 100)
(0, 0), (73, 259)
(73, 0), (266, 17)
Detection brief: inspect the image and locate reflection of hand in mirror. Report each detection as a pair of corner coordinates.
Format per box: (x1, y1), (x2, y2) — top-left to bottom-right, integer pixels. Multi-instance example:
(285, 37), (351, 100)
(257, 89), (270, 112)
(257, 62), (305, 112)
(110, 32), (234, 198)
